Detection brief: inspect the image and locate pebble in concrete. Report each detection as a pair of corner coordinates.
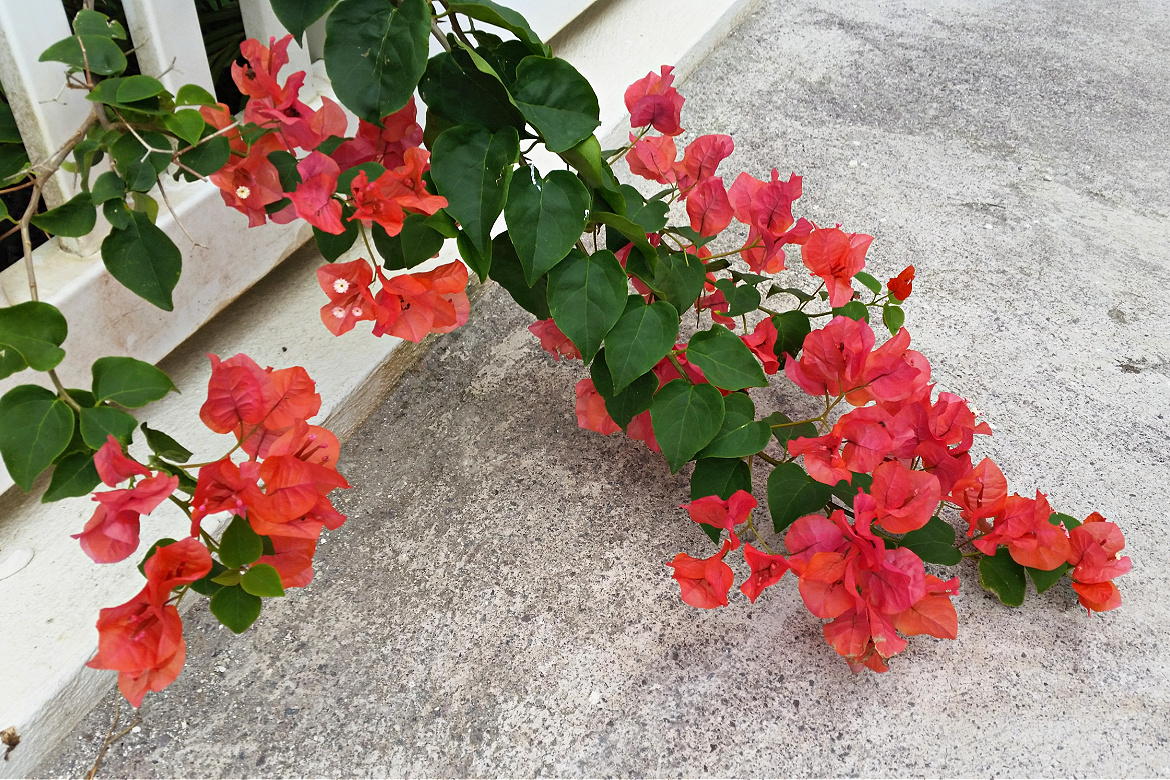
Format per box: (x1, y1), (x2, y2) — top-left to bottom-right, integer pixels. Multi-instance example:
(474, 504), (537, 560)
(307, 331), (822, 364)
(37, 0), (1170, 775)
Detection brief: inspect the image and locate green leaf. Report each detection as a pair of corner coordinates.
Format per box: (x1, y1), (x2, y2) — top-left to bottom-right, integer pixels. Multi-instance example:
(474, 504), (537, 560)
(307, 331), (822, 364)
(0, 301), (68, 372)
(418, 50), (526, 133)
(79, 405), (137, 449)
(604, 371), (657, 429)
(103, 199), (132, 230)
(218, 515), (263, 569)
(271, 0), (340, 43)
(620, 185), (669, 234)
(697, 392), (771, 459)
(504, 166), (591, 284)
(766, 411), (819, 449)
(40, 34), (127, 75)
(116, 75), (166, 103)
(979, 547), (1027, 607)
(212, 570), (242, 586)
(511, 56), (601, 153)
(269, 150), (306, 191)
(91, 356), (176, 408)
(101, 210), (182, 310)
(0, 143), (30, 184)
(430, 124), (519, 256)
(324, 0), (431, 122)
(772, 311), (812, 359)
(175, 84), (217, 106)
(649, 380), (725, 473)
(591, 211), (656, 275)
(209, 585), (263, 634)
(1051, 512), (1082, 531)
(830, 472), (873, 506)
(686, 324), (769, 391)
(178, 135), (230, 177)
(313, 220), (359, 263)
(189, 560), (229, 597)
(30, 192), (96, 237)
(546, 248), (627, 364)
(0, 385), (75, 491)
(487, 232), (549, 319)
(730, 270), (768, 286)
(110, 131), (171, 177)
(447, 1), (550, 55)
(373, 213), (447, 270)
(833, 301), (869, 322)
(72, 9), (127, 39)
(89, 171), (125, 204)
(769, 286), (813, 304)
(241, 563), (286, 597)
(0, 104), (20, 144)
(42, 451), (101, 503)
(854, 271), (882, 295)
(165, 109), (207, 147)
(649, 249), (705, 314)
(691, 457), (752, 500)
(898, 516), (962, 565)
(455, 231), (491, 281)
(603, 297), (678, 393)
(140, 422), (192, 463)
(882, 304), (905, 335)
(713, 278), (761, 317)
(766, 461), (834, 534)
(1027, 562), (1071, 594)
(0, 346), (25, 380)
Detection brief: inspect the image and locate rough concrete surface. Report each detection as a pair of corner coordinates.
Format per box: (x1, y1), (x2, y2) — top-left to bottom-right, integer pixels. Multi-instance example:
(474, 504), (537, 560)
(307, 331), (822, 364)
(37, 0), (1170, 776)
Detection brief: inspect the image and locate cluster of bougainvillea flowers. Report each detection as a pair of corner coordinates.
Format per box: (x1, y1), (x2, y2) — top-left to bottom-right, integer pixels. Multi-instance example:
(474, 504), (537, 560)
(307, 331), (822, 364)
(79, 355), (348, 706)
(532, 67), (1131, 673)
(203, 35), (470, 344)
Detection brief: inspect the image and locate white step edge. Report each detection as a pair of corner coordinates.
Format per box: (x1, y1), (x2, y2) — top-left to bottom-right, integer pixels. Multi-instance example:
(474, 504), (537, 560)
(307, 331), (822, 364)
(1, 0), (761, 775)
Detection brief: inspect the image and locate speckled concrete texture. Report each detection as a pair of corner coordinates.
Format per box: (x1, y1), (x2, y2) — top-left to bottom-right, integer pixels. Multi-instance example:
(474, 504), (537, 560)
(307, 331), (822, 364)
(36, 0), (1170, 776)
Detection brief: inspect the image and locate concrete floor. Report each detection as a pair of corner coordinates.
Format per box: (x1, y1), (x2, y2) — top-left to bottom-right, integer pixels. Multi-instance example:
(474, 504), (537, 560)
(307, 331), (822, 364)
(37, 0), (1170, 776)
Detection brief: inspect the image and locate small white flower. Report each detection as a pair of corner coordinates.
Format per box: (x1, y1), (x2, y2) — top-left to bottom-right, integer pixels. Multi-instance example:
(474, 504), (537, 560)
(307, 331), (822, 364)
(351, 306), (364, 317)
(332, 278), (350, 294)
(236, 185), (251, 200)
(332, 306), (346, 319)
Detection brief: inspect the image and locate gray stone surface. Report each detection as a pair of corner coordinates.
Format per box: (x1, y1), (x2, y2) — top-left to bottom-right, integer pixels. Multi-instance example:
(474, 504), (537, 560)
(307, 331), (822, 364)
(36, 0), (1170, 776)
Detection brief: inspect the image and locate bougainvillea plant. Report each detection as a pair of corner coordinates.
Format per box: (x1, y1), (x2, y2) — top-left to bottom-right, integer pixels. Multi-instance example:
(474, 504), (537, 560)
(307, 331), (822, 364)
(0, 0), (1129, 707)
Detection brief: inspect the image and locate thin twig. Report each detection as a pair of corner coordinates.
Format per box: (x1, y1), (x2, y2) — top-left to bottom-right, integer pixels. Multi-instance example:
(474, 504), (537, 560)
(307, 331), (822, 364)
(85, 701), (140, 780)
(156, 178), (205, 248)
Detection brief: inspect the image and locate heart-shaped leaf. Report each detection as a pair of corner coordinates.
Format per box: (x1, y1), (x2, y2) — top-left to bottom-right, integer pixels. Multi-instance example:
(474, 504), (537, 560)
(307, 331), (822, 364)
(766, 461), (833, 534)
(697, 392), (771, 459)
(324, 0), (431, 122)
(505, 166), (591, 284)
(649, 380), (725, 473)
(430, 124), (519, 256)
(0, 385), (75, 491)
(546, 249), (627, 363)
(603, 297), (678, 393)
(686, 324), (768, 391)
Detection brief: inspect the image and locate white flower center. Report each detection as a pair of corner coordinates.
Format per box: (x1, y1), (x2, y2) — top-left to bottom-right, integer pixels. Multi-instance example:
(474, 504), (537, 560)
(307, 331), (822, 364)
(333, 279), (350, 294)
(332, 306), (346, 319)
(351, 306), (363, 317)
(236, 185), (251, 199)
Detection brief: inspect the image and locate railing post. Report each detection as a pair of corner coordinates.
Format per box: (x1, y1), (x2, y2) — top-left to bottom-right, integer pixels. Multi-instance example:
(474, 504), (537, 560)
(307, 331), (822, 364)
(122, 0), (216, 96)
(0, 1), (92, 208)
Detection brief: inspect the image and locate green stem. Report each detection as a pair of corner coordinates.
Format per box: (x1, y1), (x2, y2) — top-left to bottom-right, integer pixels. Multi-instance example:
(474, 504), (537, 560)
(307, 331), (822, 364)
(666, 353), (693, 384)
(756, 451), (782, 467)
